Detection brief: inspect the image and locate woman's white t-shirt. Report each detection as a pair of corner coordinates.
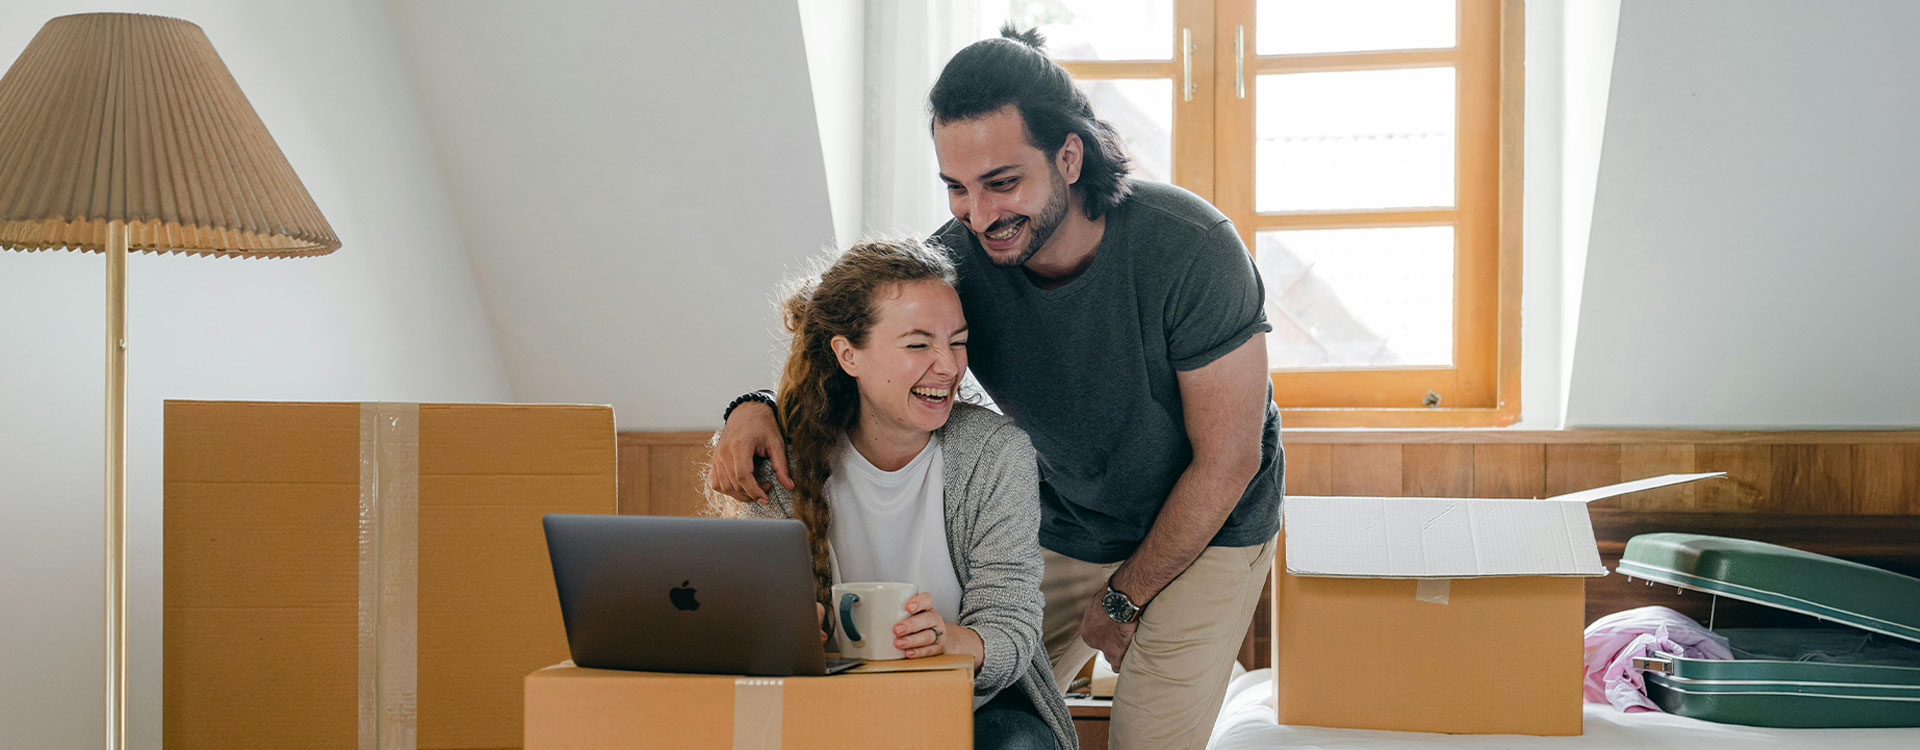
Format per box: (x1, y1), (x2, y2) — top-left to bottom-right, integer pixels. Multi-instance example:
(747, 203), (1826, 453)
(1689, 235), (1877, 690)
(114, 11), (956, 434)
(827, 434), (964, 626)
(827, 434), (993, 706)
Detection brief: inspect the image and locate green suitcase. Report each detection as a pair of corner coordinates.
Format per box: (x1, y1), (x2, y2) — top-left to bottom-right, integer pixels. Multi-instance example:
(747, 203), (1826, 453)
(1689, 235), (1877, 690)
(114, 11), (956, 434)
(1617, 533), (1920, 728)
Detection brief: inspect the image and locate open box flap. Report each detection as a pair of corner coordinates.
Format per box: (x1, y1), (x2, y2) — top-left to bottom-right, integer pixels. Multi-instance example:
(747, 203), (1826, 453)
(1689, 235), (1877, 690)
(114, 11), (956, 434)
(1548, 472), (1724, 504)
(1283, 473), (1724, 579)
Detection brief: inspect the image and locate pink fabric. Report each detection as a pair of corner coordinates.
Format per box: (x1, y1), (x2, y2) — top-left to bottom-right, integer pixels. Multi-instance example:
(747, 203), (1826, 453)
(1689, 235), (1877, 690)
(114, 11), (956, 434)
(1583, 605), (1734, 713)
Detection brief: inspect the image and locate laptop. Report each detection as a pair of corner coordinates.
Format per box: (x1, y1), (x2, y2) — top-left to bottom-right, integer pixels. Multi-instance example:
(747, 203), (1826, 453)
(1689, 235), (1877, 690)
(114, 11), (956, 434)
(542, 513), (862, 676)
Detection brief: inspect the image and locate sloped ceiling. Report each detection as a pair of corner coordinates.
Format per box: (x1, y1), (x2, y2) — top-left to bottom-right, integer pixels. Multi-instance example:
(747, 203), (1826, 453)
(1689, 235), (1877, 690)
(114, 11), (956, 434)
(1567, 0), (1920, 428)
(391, 0), (835, 429)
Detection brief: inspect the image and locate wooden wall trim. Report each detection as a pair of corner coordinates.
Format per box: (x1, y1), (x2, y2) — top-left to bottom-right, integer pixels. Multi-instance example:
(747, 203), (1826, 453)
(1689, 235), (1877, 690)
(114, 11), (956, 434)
(619, 431), (712, 447)
(622, 427), (1920, 672)
(627, 429), (1920, 446)
(1284, 429), (1920, 445)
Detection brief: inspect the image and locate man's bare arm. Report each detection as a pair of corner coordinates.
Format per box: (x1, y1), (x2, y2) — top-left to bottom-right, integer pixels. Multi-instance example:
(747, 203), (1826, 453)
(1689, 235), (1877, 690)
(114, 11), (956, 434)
(1108, 334), (1270, 604)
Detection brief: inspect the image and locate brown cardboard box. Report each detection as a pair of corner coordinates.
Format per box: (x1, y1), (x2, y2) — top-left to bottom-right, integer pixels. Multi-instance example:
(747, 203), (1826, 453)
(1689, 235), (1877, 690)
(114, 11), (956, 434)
(1270, 474), (1722, 735)
(523, 656), (974, 749)
(1271, 545), (1587, 735)
(164, 401), (616, 749)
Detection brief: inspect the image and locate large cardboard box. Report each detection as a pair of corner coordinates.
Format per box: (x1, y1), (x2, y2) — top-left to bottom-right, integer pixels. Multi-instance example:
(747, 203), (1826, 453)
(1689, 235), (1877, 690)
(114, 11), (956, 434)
(164, 401), (616, 749)
(524, 656), (974, 749)
(1270, 473), (1722, 735)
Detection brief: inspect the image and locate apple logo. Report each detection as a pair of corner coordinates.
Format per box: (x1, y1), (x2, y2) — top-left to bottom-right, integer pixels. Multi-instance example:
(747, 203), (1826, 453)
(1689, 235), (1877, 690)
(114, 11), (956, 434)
(669, 580), (700, 611)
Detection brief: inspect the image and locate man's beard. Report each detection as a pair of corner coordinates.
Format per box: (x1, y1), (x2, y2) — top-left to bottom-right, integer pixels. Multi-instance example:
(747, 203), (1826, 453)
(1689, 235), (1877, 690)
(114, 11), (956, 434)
(981, 167), (1070, 268)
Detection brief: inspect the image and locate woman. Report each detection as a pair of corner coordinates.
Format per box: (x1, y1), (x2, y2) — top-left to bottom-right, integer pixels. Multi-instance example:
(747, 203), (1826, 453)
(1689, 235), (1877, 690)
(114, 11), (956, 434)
(710, 237), (1074, 750)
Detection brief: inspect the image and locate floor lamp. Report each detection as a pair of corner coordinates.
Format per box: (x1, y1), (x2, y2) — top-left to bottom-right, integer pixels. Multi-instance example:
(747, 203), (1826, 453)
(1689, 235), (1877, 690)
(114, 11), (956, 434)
(0, 14), (339, 749)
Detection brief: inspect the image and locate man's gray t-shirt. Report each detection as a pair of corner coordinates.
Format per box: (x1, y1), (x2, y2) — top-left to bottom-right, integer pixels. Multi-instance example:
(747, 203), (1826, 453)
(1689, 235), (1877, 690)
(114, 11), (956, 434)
(933, 180), (1285, 564)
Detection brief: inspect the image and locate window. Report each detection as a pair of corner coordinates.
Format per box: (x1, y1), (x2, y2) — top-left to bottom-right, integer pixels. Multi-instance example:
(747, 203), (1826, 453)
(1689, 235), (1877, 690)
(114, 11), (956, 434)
(999, 0), (1523, 426)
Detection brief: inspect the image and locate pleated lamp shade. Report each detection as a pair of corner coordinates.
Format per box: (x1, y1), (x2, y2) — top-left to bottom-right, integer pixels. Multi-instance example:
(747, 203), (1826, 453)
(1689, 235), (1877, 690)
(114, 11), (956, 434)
(0, 12), (338, 256)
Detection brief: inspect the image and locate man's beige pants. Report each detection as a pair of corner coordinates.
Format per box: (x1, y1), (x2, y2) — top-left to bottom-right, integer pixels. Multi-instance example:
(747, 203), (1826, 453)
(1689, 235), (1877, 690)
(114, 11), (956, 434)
(1042, 536), (1275, 750)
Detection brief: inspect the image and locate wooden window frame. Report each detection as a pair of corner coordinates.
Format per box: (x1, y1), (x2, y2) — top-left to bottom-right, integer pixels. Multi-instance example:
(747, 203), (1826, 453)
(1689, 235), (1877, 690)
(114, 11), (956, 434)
(1056, 0), (1524, 428)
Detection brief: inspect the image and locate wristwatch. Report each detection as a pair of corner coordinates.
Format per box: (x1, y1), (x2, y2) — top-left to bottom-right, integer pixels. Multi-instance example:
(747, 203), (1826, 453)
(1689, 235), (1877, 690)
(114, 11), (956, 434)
(1101, 582), (1143, 624)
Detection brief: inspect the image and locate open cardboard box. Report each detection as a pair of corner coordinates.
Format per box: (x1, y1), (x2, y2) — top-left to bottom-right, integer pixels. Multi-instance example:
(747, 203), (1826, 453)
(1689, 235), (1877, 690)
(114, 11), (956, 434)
(524, 654), (975, 749)
(1270, 472), (1723, 736)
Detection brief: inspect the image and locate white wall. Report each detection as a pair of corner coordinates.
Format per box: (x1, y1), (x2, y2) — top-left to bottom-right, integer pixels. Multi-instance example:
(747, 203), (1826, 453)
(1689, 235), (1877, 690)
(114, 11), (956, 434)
(0, 1), (509, 746)
(390, 0), (836, 431)
(1567, 0), (1920, 428)
(1558, 0), (1621, 422)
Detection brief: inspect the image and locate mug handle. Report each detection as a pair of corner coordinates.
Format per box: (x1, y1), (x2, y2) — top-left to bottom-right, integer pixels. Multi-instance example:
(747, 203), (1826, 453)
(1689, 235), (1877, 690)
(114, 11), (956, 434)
(838, 592), (863, 644)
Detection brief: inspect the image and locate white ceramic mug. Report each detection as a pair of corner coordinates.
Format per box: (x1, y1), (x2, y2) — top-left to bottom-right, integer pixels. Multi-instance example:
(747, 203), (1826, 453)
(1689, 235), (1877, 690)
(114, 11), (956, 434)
(831, 581), (918, 660)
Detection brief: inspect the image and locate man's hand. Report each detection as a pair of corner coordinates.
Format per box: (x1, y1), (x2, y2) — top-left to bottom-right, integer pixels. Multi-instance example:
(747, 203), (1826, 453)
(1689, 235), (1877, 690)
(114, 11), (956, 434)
(1078, 595), (1137, 671)
(707, 401), (793, 504)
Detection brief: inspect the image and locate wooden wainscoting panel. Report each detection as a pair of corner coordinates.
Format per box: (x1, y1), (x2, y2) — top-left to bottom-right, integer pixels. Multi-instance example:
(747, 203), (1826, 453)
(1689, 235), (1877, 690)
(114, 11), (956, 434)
(647, 443), (711, 518)
(1853, 444), (1920, 515)
(1616, 444), (1698, 510)
(1693, 444), (1772, 512)
(1402, 444), (1473, 497)
(1284, 430), (1920, 445)
(1472, 443), (1544, 497)
(1329, 444), (1402, 495)
(1545, 444), (1621, 496)
(617, 431), (714, 516)
(617, 441), (652, 515)
(615, 428), (1920, 671)
(1284, 443), (1333, 495)
(1771, 444), (1852, 514)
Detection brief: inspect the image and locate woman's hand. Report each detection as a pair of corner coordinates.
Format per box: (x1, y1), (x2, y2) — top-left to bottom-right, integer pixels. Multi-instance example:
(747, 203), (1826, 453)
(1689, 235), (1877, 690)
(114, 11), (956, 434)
(817, 602), (829, 644)
(891, 592), (983, 667)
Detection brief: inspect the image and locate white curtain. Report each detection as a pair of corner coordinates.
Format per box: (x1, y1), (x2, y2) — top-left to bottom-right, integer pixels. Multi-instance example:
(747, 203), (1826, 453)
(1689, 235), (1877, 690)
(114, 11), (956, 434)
(859, 0), (1003, 239)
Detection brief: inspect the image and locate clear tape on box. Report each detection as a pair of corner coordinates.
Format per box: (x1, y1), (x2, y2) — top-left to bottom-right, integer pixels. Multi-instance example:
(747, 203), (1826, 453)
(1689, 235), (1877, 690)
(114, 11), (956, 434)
(1415, 578), (1452, 605)
(733, 677), (785, 749)
(359, 403), (420, 750)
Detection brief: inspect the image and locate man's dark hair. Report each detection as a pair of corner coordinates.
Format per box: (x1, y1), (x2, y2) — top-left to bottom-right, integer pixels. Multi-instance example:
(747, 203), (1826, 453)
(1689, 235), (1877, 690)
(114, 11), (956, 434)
(929, 24), (1134, 220)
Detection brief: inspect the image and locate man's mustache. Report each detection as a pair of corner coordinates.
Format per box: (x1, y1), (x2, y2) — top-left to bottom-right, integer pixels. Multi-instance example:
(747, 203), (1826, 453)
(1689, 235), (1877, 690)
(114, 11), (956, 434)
(982, 216), (1024, 235)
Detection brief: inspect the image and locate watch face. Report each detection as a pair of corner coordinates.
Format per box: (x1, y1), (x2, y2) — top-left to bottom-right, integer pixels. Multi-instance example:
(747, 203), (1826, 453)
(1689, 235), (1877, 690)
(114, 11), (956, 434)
(1103, 589), (1134, 621)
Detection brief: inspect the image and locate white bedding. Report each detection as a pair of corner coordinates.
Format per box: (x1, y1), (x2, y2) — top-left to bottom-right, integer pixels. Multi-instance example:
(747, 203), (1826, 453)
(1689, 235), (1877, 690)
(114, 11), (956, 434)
(1209, 668), (1920, 750)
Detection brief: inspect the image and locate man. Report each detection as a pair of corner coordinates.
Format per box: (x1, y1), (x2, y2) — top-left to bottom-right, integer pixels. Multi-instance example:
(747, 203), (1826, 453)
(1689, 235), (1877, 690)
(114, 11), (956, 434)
(712, 27), (1283, 749)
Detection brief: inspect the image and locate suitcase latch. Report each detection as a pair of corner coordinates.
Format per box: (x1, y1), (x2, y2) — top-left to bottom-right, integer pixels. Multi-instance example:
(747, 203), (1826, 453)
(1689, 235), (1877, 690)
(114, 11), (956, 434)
(1632, 655), (1673, 674)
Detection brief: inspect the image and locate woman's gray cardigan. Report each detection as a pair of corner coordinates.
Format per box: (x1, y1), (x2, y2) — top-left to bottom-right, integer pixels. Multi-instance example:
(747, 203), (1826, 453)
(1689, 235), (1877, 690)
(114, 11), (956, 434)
(742, 402), (1076, 750)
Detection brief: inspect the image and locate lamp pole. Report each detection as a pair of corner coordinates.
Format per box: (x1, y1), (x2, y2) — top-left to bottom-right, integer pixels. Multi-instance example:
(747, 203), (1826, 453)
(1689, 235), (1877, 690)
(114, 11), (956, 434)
(103, 219), (127, 749)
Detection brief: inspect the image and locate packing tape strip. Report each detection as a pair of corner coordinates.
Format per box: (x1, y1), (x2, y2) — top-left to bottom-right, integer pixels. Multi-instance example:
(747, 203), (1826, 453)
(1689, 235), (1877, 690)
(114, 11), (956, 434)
(1415, 578), (1451, 605)
(359, 403), (420, 750)
(733, 677), (785, 750)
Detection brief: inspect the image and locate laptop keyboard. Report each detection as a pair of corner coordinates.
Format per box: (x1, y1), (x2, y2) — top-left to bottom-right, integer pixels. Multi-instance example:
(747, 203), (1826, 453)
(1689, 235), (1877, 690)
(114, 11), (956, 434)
(824, 656), (865, 675)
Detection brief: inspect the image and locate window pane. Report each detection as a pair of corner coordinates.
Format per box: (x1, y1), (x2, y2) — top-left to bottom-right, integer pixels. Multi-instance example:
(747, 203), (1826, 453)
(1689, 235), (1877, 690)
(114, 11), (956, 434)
(1258, 227), (1454, 369)
(1074, 78), (1172, 183)
(1001, 0), (1173, 61)
(1256, 68), (1454, 212)
(1257, 0), (1456, 55)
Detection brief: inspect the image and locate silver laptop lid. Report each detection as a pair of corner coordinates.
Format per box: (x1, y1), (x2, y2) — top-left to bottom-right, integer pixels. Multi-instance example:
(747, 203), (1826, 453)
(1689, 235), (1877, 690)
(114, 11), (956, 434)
(543, 514), (826, 676)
